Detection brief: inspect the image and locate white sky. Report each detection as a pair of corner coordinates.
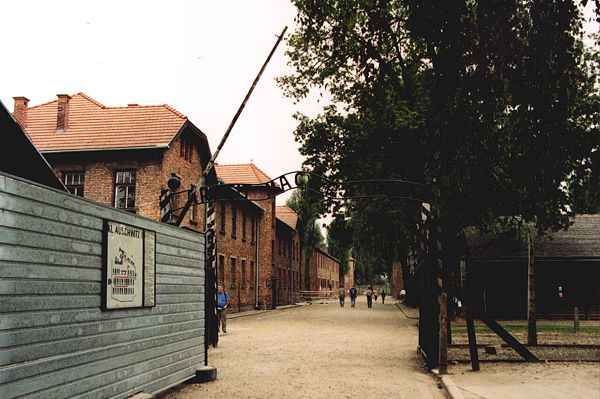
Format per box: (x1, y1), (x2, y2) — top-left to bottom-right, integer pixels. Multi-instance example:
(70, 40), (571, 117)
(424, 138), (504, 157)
(0, 0), (325, 204)
(0, 1), (597, 210)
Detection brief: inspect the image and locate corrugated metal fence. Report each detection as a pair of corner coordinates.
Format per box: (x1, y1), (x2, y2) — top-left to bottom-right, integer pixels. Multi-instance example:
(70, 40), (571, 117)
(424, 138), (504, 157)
(0, 172), (205, 398)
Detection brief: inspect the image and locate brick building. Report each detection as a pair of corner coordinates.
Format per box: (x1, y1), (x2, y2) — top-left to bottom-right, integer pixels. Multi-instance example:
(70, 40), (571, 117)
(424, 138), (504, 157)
(11, 93), (212, 231)
(275, 206), (302, 305)
(309, 248), (340, 291)
(215, 164), (302, 310)
(13, 93), (305, 311)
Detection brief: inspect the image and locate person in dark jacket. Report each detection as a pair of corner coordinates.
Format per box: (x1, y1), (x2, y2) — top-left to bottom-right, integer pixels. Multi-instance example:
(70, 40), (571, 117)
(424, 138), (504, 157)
(366, 286), (374, 308)
(349, 286), (358, 308)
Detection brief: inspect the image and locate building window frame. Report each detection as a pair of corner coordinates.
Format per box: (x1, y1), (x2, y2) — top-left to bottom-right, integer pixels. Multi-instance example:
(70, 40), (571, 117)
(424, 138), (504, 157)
(114, 170), (136, 211)
(180, 136), (193, 162)
(241, 258), (247, 288)
(250, 260), (255, 288)
(251, 216), (256, 245)
(242, 211), (247, 241)
(219, 203), (226, 234)
(231, 207), (237, 239)
(63, 171), (85, 197)
(230, 257), (237, 288)
(218, 254), (225, 286)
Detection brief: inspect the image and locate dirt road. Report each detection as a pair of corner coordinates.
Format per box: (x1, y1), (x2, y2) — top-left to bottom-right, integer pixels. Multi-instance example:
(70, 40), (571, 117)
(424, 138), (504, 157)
(160, 297), (446, 399)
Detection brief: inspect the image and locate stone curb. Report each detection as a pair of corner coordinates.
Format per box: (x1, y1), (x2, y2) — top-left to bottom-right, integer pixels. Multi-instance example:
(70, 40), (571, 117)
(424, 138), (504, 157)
(436, 373), (465, 399)
(228, 303), (307, 320)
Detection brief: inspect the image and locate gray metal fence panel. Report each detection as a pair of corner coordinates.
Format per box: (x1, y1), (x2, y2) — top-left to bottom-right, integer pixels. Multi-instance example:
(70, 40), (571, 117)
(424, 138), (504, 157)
(0, 172), (205, 399)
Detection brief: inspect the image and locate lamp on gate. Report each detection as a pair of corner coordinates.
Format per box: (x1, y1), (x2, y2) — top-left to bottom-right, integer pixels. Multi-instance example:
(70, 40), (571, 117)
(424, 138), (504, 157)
(167, 173), (182, 191)
(294, 171), (309, 187)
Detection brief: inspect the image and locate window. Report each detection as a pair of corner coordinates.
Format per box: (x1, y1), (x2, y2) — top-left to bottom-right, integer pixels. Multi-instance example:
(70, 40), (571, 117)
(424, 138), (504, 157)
(241, 259), (246, 288)
(218, 255), (225, 285)
(219, 204), (226, 234)
(251, 217), (256, 244)
(114, 170), (136, 210)
(250, 261), (255, 288)
(242, 211), (247, 241)
(63, 171), (85, 196)
(230, 257), (237, 288)
(180, 137), (193, 161)
(231, 207), (237, 239)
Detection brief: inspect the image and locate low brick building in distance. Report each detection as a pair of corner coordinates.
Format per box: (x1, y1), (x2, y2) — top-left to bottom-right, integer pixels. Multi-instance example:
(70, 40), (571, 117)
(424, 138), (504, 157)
(309, 247), (340, 291)
(11, 93), (212, 231)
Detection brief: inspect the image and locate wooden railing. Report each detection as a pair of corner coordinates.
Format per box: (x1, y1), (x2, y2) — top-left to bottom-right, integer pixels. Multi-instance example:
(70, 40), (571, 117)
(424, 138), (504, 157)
(298, 290), (337, 303)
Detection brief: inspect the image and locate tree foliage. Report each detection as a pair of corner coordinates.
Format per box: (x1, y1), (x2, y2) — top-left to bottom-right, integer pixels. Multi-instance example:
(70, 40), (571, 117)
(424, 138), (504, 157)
(280, 0), (600, 279)
(286, 186), (325, 288)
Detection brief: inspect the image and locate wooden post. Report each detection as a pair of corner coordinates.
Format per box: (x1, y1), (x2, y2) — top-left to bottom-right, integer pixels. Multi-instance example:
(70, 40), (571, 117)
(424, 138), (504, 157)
(527, 230), (537, 346)
(438, 292), (448, 374)
(466, 310), (480, 371)
(574, 306), (580, 333)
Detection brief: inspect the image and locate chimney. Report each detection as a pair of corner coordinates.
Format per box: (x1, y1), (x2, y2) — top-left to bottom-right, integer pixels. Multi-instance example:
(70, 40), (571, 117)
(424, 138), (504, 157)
(56, 94), (71, 131)
(12, 96), (29, 127)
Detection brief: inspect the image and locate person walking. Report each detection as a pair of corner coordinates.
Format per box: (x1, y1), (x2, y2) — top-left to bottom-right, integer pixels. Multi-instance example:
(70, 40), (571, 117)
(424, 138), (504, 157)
(381, 286), (387, 304)
(338, 286), (345, 307)
(349, 286), (358, 308)
(216, 285), (230, 334)
(366, 286), (373, 309)
(373, 288), (378, 302)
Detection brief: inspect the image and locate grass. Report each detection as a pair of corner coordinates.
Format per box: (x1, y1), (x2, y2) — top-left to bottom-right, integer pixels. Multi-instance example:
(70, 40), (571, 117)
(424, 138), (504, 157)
(451, 321), (600, 335)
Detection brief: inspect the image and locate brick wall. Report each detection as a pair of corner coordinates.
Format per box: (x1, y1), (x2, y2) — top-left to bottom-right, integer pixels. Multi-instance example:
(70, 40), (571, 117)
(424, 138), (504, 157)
(214, 200), (261, 311)
(45, 127), (206, 232)
(309, 248), (340, 291)
(274, 221), (301, 305)
(245, 190), (277, 309)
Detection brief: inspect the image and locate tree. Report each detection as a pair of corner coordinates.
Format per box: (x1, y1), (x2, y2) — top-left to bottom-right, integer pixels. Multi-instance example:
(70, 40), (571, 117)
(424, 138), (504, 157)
(286, 187), (325, 289)
(326, 214), (352, 275)
(280, 0), (599, 298)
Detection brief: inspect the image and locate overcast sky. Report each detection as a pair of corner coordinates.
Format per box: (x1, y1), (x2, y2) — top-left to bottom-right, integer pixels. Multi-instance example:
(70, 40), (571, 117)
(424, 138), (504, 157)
(0, 1), (597, 209)
(0, 0), (324, 204)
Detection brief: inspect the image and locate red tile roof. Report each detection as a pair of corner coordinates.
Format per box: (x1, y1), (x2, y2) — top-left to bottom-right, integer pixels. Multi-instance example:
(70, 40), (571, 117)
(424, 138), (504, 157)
(18, 93), (189, 152)
(215, 163), (272, 185)
(276, 205), (299, 230)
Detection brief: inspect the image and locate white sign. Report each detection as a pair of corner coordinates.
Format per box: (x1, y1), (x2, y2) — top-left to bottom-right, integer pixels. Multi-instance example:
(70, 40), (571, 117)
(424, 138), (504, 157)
(104, 221), (145, 309)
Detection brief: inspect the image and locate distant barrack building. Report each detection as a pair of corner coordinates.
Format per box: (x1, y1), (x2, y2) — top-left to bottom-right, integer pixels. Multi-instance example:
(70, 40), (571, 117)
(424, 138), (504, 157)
(308, 247), (340, 292)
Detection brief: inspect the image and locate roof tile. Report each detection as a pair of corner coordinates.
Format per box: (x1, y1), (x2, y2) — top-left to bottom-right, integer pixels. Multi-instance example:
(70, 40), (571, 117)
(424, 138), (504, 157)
(17, 92), (187, 152)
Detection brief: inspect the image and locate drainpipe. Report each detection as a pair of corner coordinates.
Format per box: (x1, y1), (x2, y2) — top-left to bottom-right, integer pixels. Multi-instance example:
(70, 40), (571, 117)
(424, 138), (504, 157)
(255, 217), (260, 309)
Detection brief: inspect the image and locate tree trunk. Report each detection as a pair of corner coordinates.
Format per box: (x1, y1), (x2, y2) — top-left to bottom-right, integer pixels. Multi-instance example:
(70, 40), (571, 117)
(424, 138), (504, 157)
(574, 306), (580, 333)
(527, 231), (537, 346)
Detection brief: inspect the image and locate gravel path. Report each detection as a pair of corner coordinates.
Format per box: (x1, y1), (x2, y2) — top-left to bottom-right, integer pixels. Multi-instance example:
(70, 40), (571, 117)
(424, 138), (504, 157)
(160, 296), (446, 399)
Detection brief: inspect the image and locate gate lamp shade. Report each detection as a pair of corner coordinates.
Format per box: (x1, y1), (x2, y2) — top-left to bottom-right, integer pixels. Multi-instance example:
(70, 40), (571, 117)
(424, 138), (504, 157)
(294, 171), (309, 187)
(167, 173), (182, 191)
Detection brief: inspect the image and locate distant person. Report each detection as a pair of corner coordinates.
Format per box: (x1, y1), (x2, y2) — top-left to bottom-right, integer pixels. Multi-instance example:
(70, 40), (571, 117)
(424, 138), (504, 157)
(216, 285), (230, 334)
(366, 286), (374, 308)
(381, 287), (387, 304)
(349, 286), (358, 307)
(338, 287), (345, 307)
(373, 288), (378, 302)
